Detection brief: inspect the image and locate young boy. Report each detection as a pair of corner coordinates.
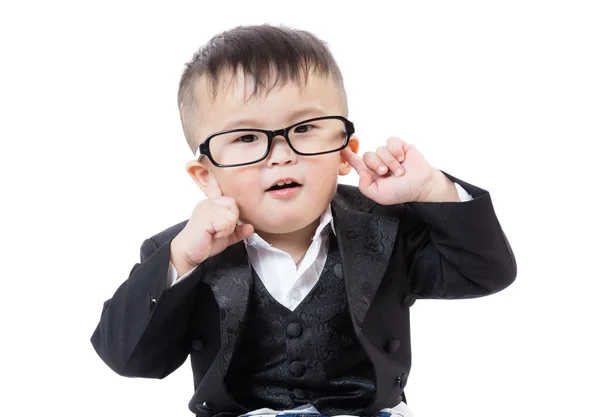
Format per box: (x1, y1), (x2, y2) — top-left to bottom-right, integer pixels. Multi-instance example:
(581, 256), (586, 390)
(91, 24), (516, 417)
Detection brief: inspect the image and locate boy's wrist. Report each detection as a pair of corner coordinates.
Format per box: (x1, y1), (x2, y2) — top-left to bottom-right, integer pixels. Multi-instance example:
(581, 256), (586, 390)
(169, 237), (199, 278)
(417, 169), (461, 203)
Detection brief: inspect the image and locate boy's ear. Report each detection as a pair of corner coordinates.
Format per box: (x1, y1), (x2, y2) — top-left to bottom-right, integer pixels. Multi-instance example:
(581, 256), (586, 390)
(186, 158), (223, 198)
(339, 135), (359, 176)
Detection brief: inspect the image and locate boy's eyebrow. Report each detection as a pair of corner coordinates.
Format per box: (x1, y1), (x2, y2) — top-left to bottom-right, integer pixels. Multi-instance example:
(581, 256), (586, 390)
(220, 107), (326, 130)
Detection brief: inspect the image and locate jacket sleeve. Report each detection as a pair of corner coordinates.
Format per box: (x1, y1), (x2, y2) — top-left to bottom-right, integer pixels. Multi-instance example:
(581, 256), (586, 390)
(401, 170), (517, 301)
(90, 236), (202, 378)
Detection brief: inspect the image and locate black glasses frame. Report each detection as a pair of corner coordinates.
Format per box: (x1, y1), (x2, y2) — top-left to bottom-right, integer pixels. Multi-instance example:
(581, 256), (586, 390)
(197, 115), (355, 168)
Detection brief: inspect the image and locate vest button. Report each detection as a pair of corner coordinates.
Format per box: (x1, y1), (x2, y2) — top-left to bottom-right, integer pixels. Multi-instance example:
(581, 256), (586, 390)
(289, 361), (306, 377)
(293, 388), (308, 400)
(286, 322), (303, 338)
(334, 264), (343, 278)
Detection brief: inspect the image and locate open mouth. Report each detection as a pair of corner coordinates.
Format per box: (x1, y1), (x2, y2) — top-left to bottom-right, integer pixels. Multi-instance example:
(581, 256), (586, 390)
(266, 180), (302, 192)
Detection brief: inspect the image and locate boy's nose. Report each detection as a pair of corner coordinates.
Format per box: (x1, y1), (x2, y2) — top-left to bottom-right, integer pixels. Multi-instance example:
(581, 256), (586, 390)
(266, 135), (297, 166)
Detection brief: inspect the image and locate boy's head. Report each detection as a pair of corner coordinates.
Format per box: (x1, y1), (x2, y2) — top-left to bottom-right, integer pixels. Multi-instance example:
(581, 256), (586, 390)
(177, 24), (359, 235)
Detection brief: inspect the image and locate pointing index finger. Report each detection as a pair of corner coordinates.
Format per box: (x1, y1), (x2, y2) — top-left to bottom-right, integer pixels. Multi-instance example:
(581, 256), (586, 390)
(206, 186), (223, 200)
(341, 147), (368, 175)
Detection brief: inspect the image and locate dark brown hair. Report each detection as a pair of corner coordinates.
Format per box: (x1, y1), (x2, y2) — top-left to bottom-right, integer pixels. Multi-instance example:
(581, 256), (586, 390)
(177, 24), (348, 153)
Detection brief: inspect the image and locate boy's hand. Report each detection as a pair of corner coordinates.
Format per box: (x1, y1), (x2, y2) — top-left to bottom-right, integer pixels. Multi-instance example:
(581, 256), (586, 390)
(341, 137), (459, 204)
(170, 196), (254, 277)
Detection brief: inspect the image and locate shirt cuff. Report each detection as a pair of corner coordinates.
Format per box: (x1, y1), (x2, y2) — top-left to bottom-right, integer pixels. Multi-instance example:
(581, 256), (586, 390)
(454, 182), (473, 202)
(167, 261), (198, 287)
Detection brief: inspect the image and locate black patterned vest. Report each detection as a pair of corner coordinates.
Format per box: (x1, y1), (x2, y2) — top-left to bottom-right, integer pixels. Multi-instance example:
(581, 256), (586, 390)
(224, 237), (376, 415)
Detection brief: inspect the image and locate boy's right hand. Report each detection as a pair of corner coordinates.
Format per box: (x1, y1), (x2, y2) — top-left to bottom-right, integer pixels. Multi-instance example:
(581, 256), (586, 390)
(169, 196), (254, 278)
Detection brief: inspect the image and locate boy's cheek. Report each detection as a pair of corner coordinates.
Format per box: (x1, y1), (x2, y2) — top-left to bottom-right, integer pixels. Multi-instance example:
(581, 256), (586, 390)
(216, 169), (259, 198)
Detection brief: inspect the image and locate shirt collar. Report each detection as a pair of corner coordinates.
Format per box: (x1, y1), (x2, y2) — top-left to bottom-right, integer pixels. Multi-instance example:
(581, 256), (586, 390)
(245, 204), (336, 249)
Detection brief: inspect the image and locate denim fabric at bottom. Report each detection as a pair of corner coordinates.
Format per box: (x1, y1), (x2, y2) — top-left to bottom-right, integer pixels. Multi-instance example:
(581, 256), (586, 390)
(239, 403), (413, 417)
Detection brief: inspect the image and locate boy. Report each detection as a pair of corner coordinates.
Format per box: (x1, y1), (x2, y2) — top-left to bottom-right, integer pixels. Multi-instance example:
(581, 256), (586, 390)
(91, 24), (516, 417)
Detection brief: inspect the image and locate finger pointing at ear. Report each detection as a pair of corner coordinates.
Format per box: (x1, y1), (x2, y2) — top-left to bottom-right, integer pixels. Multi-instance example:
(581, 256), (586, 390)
(341, 147), (369, 176)
(341, 147), (381, 200)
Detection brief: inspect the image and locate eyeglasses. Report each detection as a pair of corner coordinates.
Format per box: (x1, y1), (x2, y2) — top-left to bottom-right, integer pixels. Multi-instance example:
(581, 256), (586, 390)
(197, 115), (355, 167)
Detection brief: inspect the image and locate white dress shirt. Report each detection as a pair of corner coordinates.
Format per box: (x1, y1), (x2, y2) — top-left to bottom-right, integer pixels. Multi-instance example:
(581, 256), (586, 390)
(165, 182), (473, 417)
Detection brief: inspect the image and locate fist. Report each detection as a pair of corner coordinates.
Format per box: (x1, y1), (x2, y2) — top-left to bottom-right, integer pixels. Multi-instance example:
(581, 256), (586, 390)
(341, 137), (435, 205)
(170, 197), (254, 273)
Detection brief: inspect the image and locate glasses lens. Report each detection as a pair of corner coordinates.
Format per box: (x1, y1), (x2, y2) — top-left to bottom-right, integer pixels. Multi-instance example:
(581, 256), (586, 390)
(208, 131), (269, 165)
(288, 118), (348, 154)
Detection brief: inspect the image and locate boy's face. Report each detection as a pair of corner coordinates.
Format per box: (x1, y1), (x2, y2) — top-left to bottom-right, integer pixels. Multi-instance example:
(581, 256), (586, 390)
(186, 70), (358, 235)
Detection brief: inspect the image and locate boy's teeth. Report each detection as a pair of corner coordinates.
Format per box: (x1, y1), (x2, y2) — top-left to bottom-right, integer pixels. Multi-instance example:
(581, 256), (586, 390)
(277, 182), (284, 186)
(285, 180), (292, 184)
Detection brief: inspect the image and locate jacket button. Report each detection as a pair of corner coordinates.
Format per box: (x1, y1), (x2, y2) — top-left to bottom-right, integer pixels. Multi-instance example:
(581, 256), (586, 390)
(148, 294), (156, 310)
(286, 322), (303, 338)
(385, 339), (401, 354)
(396, 373), (408, 388)
(289, 361), (306, 377)
(191, 338), (205, 350)
(196, 401), (212, 416)
(402, 294), (416, 308)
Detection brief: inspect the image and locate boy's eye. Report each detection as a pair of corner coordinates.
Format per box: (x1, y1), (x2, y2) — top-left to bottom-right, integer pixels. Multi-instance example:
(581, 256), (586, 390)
(293, 124), (313, 134)
(236, 134), (259, 143)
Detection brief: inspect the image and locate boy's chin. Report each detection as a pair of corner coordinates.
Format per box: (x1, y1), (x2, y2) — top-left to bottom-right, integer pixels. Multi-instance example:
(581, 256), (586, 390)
(252, 215), (318, 235)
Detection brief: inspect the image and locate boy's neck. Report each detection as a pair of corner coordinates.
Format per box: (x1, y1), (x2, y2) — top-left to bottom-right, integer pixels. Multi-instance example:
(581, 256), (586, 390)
(256, 217), (321, 259)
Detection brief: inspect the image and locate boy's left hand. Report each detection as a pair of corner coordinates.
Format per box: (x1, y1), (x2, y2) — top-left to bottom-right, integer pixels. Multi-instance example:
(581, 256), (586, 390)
(341, 137), (459, 205)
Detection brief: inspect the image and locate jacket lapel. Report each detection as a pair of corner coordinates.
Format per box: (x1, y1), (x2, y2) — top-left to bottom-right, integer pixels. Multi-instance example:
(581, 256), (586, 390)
(201, 241), (252, 374)
(331, 195), (399, 329)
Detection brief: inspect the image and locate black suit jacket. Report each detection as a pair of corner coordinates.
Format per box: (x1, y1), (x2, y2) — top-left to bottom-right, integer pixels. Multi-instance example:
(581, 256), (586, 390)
(91, 170), (517, 417)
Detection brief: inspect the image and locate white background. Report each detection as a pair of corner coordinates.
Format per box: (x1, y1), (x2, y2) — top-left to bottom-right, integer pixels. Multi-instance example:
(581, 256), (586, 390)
(1, 1), (599, 416)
